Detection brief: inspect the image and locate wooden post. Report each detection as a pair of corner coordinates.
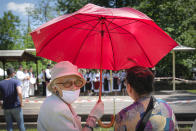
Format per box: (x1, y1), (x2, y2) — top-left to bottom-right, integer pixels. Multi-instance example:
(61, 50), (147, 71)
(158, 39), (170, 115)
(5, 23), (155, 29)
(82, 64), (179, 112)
(36, 60), (39, 85)
(172, 51), (176, 91)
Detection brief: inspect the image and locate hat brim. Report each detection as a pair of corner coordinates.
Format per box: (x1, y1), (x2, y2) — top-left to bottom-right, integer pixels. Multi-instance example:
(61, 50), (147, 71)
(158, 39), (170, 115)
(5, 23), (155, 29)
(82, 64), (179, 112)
(47, 74), (86, 93)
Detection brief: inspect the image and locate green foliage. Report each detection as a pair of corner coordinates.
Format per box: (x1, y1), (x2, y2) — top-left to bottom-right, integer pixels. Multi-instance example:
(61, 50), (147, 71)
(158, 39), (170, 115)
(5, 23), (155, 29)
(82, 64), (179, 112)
(57, 0), (89, 13)
(29, 0), (59, 27)
(20, 22), (34, 49)
(56, 0), (133, 13)
(0, 11), (21, 50)
(134, 0), (196, 79)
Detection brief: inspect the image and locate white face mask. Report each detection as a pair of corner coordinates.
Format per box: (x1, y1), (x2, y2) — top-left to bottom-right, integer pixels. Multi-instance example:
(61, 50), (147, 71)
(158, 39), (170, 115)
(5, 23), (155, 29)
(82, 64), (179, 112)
(61, 89), (80, 104)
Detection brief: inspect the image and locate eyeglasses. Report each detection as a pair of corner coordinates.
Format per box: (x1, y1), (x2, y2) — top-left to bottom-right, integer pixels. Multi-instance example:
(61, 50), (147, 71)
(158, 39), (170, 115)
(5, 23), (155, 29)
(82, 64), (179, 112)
(55, 79), (84, 89)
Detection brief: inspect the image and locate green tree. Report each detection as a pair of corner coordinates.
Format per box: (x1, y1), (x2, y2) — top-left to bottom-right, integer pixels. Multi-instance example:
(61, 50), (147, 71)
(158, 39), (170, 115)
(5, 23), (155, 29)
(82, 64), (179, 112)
(130, 0), (196, 78)
(0, 11), (21, 50)
(22, 14), (34, 49)
(29, 0), (58, 27)
(56, 0), (133, 13)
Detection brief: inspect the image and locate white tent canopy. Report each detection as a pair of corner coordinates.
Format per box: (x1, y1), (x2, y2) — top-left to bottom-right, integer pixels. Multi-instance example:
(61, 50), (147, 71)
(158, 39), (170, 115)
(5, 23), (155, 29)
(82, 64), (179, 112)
(173, 45), (195, 51)
(172, 45), (195, 91)
(0, 68), (7, 76)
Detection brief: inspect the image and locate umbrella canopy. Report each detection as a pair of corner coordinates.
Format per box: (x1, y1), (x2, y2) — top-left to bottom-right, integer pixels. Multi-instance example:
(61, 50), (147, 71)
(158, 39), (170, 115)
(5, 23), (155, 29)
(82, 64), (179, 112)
(31, 3), (178, 71)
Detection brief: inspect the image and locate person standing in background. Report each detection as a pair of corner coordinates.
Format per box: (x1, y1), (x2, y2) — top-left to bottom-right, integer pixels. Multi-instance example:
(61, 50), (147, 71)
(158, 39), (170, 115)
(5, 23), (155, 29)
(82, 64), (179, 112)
(84, 70), (93, 96)
(92, 70), (100, 95)
(16, 65), (25, 99)
(80, 70), (85, 94)
(120, 70), (126, 96)
(45, 64), (52, 96)
(29, 67), (36, 97)
(112, 71), (121, 95)
(42, 69), (46, 96)
(103, 70), (110, 94)
(23, 69), (30, 98)
(38, 69), (46, 96)
(0, 68), (25, 131)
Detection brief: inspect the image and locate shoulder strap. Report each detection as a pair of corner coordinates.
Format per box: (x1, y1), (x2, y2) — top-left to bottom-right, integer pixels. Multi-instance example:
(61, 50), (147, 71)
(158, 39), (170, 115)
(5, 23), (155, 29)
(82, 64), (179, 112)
(136, 96), (156, 131)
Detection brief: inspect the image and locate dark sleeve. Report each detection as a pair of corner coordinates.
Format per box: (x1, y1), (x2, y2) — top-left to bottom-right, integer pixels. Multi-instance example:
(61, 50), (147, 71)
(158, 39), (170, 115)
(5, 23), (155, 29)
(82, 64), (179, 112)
(0, 91), (2, 100)
(0, 84), (2, 100)
(15, 79), (21, 87)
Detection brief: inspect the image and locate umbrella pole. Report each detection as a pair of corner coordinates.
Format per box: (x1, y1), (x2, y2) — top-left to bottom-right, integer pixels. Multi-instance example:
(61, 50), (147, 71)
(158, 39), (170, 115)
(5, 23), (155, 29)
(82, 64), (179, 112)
(98, 17), (115, 128)
(99, 22), (104, 102)
(99, 68), (103, 102)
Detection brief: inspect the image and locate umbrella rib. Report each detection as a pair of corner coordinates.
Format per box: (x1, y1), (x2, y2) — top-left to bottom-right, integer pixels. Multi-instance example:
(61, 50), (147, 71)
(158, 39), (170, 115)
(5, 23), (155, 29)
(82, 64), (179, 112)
(105, 17), (116, 29)
(103, 20), (139, 35)
(109, 20), (139, 31)
(73, 20), (101, 64)
(105, 19), (153, 67)
(72, 15), (97, 29)
(69, 27), (99, 32)
(107, 16), (176, 44)
(104, 21), (116, 70)
(37, 18), (98, 55)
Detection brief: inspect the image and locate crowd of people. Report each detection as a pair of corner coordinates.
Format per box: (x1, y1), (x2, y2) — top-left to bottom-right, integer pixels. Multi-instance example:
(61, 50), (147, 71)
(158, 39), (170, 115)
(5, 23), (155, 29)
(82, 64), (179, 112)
(80, 70), (127, 95)
(37, 64), (128, 97)
(15, 65), (37, 99)
(1, 63), (155, 99)
(1, 64), (150, 98)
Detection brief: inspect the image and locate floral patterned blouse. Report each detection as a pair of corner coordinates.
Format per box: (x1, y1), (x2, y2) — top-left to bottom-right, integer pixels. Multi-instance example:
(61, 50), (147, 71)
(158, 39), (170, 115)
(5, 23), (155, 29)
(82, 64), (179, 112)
(114, 96), (178, 131)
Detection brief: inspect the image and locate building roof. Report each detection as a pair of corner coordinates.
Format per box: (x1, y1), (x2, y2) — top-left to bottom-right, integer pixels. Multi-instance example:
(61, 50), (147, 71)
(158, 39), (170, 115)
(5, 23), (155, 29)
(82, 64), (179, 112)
(0, 50), (40, 62)
(173, 45), (195, 51)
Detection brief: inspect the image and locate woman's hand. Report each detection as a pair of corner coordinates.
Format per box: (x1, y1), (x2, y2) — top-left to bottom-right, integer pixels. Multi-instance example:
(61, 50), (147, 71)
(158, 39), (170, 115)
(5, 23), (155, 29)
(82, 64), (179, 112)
(89, 101), (104, 119)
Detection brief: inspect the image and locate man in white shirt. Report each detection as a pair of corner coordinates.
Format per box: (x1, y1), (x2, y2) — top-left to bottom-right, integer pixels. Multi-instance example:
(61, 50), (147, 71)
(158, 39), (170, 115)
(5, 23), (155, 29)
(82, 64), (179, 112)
(16, 65), (25, 98)
(23, 69), (30, 98)
(29, 67), (36, 96)
(45, 64), (52, 96)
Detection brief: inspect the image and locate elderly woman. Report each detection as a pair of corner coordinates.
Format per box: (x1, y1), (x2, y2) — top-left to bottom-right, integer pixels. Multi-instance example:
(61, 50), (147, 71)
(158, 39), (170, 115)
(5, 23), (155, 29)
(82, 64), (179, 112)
(37, 61), (104, 131)
(114, 66), (178, 131)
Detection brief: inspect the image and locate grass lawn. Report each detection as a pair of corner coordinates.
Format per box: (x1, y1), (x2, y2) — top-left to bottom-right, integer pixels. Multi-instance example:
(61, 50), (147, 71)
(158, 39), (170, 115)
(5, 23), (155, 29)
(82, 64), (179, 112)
(187, 89), (196, 94)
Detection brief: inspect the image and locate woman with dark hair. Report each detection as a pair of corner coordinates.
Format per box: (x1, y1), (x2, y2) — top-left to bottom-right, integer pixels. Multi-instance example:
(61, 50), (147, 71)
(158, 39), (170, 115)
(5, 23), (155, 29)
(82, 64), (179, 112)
(114, 66), (178, 131)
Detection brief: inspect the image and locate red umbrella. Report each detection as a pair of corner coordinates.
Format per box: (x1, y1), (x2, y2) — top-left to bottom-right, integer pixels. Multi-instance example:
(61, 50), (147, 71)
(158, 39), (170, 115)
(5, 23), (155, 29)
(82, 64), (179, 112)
(31, 3), (177, 70)
(31, 3), (178, 127)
